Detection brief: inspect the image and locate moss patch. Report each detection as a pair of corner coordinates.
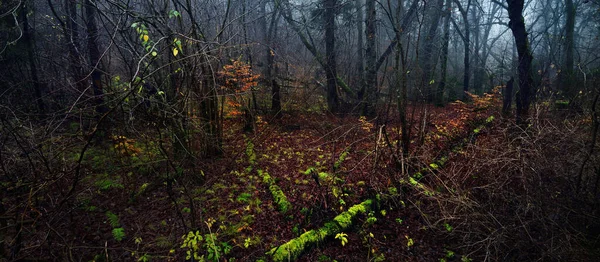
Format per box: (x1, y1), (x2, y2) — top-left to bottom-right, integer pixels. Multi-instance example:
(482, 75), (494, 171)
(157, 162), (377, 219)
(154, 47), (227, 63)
(258, 169), (292, 214)
(267, 199), (374, 261)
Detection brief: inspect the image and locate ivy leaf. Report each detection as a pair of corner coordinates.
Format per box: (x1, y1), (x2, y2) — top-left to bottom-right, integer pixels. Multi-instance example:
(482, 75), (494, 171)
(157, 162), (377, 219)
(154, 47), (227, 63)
(172, 48), (179, 57)
(143, 35), (149, 42)
(151, 51), (157, 57)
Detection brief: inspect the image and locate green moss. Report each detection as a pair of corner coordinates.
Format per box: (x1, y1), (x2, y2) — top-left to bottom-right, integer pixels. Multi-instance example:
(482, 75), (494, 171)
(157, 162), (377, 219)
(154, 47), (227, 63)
(267, 199), (373, 261)
(269, 184), (291, 213)
(258, 169), (292, 214)
(246, 140), (257, 165)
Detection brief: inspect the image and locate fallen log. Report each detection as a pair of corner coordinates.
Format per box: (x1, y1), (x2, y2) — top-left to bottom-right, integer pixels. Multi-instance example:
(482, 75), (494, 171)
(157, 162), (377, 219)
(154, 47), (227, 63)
(267, 199), (374, 261)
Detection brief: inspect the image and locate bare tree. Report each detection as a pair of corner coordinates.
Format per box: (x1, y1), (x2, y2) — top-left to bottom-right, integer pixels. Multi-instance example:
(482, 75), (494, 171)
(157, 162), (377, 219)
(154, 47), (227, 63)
(504, 0), (534, 123)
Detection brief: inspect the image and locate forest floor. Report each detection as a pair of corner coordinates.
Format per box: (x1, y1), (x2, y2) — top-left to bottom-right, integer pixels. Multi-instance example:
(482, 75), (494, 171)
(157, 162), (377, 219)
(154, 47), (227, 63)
(3, 90), (600, 261)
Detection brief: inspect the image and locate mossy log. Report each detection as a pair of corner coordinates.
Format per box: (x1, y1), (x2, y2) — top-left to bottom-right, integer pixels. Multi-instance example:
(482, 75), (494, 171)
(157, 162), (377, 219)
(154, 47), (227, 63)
(267, 199), (374, 261)
(258, 169), (292, 214)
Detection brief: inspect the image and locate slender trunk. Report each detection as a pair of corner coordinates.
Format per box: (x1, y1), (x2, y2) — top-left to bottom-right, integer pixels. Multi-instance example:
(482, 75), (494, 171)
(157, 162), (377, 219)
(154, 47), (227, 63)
(66, 0), (85, 93)
(363, 0), (376, 115)
(324, 0), (339, 113)
(241, 0), (258, 111)
(85, 0), (106, 115)
(563, 0), (575, 97)
(356, 0), (364, 92)
(437, 0), (451, 106)
(178, 0), (222, 156)
(200, 62), (222, 156)
(471, 7), (482, 94)
(22, 1), (45, 114)
(474, 4), (501, 94)
(396, 0), (409, 158)
(503, 77), (514, 115)
(421, 0), (444, 102)
(265, 4), (282, 116)
(461, 2), (470, 99)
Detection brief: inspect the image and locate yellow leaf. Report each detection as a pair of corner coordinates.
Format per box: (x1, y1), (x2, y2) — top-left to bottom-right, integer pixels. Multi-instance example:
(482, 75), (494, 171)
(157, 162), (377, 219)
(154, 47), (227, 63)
(172, 48), (179, 57)
(143, 35), (149, 42)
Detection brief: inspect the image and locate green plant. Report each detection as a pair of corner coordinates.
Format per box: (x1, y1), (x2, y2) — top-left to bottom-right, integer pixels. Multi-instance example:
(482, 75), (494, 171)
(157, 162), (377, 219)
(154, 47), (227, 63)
(181, 231), (204, 261)
(444, 223), (453, 232)
(95, 176), (124, 191)
(333, 150), (349, 171)
(180, 220), (232, 261)
(236, 192), (252, 203)
(405, 235), (414, 247)
(106, 211), (126, 242)
(300, 207), (310, 216)
(106, 211), (120, 228)
(138, 253), (151, 262)
(365, 212), (377, 226)
(112, 227), (126, 242)
(335, 232), (348, 246)
(372, 252), (385, 262)
(241, 235), (261, 249)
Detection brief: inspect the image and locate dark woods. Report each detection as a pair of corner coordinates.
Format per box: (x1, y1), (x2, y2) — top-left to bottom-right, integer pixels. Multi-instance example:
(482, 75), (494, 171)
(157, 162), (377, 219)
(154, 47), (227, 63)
(1, 0), (600, 260)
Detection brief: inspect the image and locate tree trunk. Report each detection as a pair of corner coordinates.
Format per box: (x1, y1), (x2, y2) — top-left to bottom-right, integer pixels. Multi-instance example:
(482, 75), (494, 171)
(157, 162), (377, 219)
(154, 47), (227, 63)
(356, 0), (364, 92)
(456, 0), (471, 100)
(66, 0), (85, 93)
(503, 77), (514, 115)
(396, 0), (409, 158)
(85, 0), (107, 116)
(201, 62), (222, 156)
(265, 4), (282, 116)
(471, 7), (482, 94)
(506, 0), (534, 124)
(562, 0), (575, 97)
(324, 0), (339, 113)
(420, 0), (444, 102)
(241, 0), (258, 111)
(437, 0), (451, 106)
(21, 1), (45, 114)
(271, 79), (281, 115)
(363, 0), (376, 115)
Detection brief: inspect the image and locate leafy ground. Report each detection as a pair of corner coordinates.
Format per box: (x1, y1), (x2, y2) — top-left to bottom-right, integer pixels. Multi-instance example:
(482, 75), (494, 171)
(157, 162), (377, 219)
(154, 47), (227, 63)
(2, 90), (600, 261)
